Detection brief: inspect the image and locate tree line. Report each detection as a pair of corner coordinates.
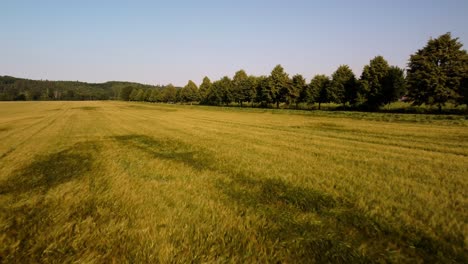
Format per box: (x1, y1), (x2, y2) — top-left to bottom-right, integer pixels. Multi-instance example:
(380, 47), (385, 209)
(1, 33), (467, 112)
(120, 33), (468, 111)
(0, 77), (169, 101)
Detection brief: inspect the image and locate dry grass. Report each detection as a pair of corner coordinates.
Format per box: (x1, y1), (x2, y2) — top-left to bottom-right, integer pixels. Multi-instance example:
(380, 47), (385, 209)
(0, 101), (467, 263)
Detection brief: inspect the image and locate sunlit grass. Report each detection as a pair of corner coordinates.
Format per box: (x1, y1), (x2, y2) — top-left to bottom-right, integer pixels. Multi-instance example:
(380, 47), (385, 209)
(0, 101), (466, 263)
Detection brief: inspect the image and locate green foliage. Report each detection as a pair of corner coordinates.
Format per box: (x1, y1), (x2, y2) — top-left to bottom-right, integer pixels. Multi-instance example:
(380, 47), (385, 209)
(268, 65), (291, 108)
(382, 66), (406, 106)
(1, 32), (466, 113)
(245, 76), (257, 105)
(161, 84), (177, 103)
(254, 76), (271, 107)
(219, 76), (234, 106)
(291, 74), (307, 108)
(360, 56), (391, 109)
(180, 80), (200, 103)
(204, 80), (222, 105)
(407, 32), (468, 109)
(136, 89), (146, 101)
(232, 70), (249, 106)
(149, 89), (161, 102)
(310, 74), (332, 109)
(0, 76), (124, 101)
(199, 77), (212, 104)
(144, 89), (152, 102)
(204, 80), (221, 105)
(331, 65), (358, 107)
(120, 86), (134, 101)
(129, 89), (139, 101)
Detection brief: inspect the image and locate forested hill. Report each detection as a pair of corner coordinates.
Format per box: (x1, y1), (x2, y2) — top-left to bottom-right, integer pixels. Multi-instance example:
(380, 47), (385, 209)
(0, 76), (164, 101)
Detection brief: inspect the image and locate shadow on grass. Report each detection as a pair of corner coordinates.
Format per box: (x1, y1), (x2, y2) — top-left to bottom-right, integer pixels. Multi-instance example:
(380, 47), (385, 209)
(217, 174), (371, 262)
(217, 172), (466, 263)
(112, 134), (212, 171)
(0, 141), (136, 262)
(124, 104), (178, 112)
(72, 106), (100, 111)
(0, 142), (99, 261)
(0, 142), (98, 195)
(0, 126), (11, 132)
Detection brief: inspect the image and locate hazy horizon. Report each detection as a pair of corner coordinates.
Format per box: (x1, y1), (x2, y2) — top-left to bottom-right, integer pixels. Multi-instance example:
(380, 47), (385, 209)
(2, 0), (468, 86)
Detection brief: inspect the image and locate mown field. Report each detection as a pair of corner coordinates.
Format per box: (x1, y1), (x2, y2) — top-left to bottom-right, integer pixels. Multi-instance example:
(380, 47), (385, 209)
(0, 101), (467, 263)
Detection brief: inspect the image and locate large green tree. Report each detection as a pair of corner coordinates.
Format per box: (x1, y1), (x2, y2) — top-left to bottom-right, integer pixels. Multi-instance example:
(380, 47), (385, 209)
(232, 70), (249, 106)
(382, 66), (406, 106)
(254, 76), (271, 107)
(180, 80), (200, 103)
(360, 56), (391, 109)
(199, 76), (212, 104)
(330, 65), (358, 108)
(245, 76), (257, 107)
(268, 65), (291, 108)
(162, 84), (177, 103)
(219, 76), (233, 106)
(407, 33), (468, 110)
(205, 80), (223, 105)
(310, 75), (331, 110)
(291, 74), (306, 109)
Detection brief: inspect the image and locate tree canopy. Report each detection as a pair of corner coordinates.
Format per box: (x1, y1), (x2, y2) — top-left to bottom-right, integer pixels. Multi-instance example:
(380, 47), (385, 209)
(330, 65), (358, 107)
(2, 32), (467, 113)
(268, 65), (291, 108)
(310, 74), (332, 110)
(407, 32), (468, 109)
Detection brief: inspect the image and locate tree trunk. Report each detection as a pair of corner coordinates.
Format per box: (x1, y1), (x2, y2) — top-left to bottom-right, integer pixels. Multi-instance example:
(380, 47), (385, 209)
(276, 101), (279, 109)
(438, 104), (442, 113)
(318, 102), (321, 110)
(296, 102), (298, 109)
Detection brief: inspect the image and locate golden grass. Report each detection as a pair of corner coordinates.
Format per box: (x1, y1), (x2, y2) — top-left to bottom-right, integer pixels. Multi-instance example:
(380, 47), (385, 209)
(0, 101), (467, 263)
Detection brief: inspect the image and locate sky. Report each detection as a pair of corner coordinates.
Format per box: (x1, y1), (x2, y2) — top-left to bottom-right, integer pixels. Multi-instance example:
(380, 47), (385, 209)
(1, 0), (467, 86)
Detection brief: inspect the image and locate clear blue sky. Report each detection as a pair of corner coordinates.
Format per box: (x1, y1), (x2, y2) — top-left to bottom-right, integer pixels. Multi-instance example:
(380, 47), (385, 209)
(1, 0), (467, 86)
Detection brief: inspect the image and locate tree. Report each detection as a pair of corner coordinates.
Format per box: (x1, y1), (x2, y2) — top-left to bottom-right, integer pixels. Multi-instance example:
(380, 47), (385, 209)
(382, 66), (406, 106)
(199, 76), (212, 104)
(232, 70), (248, 106)
(291, 74), (306, 108)
(298, 81), (312, 109)
(150, 89), (161, 102)
(245, 76), (257, 107)
(180, 80), (199, 103)
(135, 89), (145, 101)
(162, 84), (177, 103)
(144, 89), (152, 101)
(268, 65), (291, 108)
(205, 80), (223, 105)
(461, 77), (468, 105)
(129, 89), (139, 101)
(360, 56), (391, 109)
(120, 86), (134, 101)
(407, 32), (468, 110)
(310, 75), (331, 110)
(219, 76), (233, 106)
(330, 65), (358, 108)
(254, 76), (271, 107)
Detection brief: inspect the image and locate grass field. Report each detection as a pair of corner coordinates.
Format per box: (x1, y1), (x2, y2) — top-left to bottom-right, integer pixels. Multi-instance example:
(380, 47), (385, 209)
(0, 101), (467, 263)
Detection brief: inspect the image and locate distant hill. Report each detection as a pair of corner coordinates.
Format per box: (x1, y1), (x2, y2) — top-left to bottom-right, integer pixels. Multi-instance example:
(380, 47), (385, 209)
(0, 76), (165, 101)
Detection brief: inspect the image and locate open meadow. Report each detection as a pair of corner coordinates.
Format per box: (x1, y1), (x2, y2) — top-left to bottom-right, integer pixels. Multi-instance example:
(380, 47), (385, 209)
(0, 101), (467, 263)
